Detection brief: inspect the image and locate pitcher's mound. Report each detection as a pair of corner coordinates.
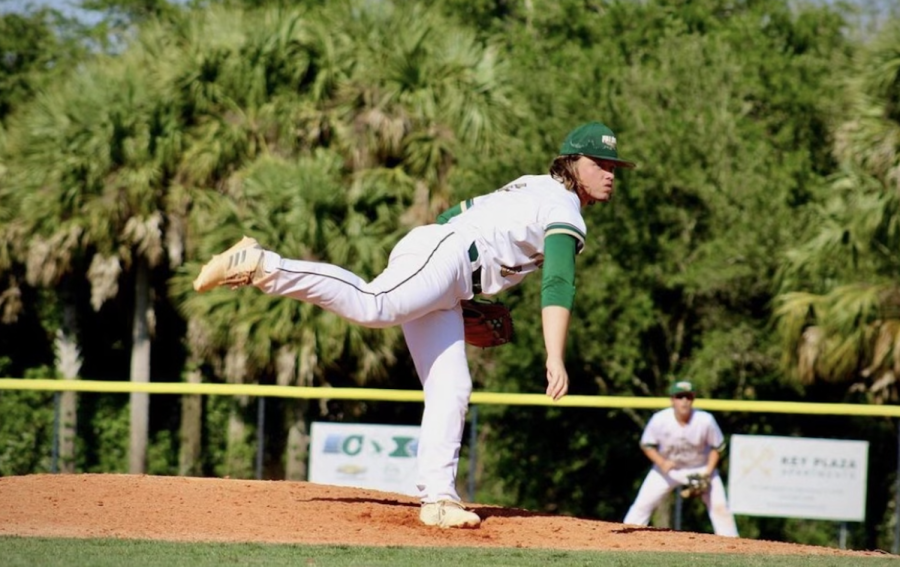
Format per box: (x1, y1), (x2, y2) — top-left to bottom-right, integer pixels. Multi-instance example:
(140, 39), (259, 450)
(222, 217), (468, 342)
(0, 474), (881, 556)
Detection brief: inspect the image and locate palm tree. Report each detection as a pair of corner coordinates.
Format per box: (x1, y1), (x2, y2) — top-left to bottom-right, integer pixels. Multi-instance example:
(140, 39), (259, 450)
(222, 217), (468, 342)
(176, 152), (403, 478)
(2, 73), (108, 472)
(179, 320), (205, 476)
(167, 2), (517, 478)
(4, 18), (195, 472)
(154, 6), (347, 477)
(54, 303), (82, 473)
(775, 20), (900, 402)
(2, 1), (520, 479)
(0, 150), (82, 472)
(322, 2), (518, 224)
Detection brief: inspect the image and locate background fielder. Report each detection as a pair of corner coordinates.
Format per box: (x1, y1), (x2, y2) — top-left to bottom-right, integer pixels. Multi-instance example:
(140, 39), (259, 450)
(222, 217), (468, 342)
(193, 121), (636, 529)
(623, 380), (739, 537)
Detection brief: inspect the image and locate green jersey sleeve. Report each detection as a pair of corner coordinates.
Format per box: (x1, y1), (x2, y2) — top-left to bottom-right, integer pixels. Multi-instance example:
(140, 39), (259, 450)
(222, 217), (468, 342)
(541, 233), (577, 309)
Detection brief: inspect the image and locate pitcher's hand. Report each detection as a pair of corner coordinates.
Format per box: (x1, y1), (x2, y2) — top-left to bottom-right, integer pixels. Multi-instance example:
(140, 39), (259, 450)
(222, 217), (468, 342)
(546, 357), (569, 401)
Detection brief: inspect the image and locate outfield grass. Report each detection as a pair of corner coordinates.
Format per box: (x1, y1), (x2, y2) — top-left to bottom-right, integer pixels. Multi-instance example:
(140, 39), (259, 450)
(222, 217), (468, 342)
(1, 537), (896, 567)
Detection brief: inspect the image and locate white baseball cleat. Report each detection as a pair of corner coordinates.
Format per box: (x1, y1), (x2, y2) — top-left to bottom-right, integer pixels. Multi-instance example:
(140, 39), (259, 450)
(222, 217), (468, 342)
(419, 500), (481, 529)
(192, 236), (264, 292)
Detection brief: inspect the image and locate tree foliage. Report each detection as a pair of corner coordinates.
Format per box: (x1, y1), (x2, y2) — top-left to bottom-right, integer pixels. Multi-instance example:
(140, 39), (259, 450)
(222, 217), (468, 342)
(775, 19), (900, 406)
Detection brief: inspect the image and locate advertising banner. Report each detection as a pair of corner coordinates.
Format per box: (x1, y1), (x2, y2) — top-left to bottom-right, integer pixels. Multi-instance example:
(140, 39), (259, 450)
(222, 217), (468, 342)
(728, 434), (868, 522)
(308, 422), (420, 496)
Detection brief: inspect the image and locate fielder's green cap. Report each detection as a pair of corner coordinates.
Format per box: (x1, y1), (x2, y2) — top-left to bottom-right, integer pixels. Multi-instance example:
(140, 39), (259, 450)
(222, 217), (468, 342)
(559, 121), (636, 169)
(669, 380), (694, 396)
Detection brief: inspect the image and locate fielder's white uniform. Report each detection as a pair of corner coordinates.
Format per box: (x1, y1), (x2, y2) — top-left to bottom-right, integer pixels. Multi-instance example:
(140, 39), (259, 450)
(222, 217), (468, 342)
(252, 175), (585, 503)
(623, 408), (739, 537)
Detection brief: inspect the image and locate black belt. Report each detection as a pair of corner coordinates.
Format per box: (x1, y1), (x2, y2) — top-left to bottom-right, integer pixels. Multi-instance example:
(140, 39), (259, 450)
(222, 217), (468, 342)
(472, 268), (482, 295)
(468, 242), (482, 295)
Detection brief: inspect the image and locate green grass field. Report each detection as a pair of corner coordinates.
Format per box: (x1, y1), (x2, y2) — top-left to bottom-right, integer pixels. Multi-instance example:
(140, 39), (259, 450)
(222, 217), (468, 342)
(1, 537), (896, 567)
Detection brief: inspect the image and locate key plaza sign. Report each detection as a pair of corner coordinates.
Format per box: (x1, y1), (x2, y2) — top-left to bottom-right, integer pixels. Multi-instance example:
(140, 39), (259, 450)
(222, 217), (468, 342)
(728, 434), (869, 522)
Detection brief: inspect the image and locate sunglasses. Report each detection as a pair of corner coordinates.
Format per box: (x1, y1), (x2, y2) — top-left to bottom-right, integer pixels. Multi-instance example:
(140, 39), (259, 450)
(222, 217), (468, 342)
(673, 393), (695, 400)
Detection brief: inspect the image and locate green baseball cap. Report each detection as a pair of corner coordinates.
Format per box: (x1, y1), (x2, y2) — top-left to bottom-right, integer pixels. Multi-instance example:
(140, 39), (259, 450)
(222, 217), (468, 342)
(669, 380), (694, 396)
(559, 121), (636, 169)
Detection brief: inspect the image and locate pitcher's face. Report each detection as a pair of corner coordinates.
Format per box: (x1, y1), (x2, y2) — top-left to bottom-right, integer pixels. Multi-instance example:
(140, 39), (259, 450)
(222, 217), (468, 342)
(575, 156), (617, 205)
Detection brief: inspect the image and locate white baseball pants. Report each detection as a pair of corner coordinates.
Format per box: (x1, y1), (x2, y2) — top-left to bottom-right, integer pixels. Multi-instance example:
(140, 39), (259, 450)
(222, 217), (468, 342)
(623, 466), (739, 537)
(253, 224), (476, 503)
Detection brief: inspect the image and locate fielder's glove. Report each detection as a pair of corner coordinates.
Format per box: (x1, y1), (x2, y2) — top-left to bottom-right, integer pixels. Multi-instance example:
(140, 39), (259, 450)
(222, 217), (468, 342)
(461, 299), (513, 348)
(680, 473), (711, 499)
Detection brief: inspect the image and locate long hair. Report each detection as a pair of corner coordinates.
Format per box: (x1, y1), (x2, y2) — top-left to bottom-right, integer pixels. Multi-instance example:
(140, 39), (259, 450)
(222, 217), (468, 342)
(549, 155), (583, 193)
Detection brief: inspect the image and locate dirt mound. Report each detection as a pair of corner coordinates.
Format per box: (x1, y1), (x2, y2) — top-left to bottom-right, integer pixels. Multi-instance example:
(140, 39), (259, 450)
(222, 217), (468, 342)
(0, 474), (884, 557)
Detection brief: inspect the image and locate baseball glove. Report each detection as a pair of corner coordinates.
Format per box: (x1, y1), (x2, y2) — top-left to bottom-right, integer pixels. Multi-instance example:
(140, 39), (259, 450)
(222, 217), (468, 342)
(461, 299), (513, 348)
(679, 473), (711, 499)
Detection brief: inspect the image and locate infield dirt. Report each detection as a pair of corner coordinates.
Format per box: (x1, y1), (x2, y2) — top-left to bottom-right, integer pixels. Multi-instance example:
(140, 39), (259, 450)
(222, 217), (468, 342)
(0, 473), (889, 557)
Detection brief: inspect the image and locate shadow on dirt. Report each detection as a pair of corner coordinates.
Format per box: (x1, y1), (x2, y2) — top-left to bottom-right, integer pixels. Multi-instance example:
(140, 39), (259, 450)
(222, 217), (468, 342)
(611, 526), (673, 534)
(307, 496), (419, 508)
(473, 506), (573, 520)
(304, 497), (556, 520)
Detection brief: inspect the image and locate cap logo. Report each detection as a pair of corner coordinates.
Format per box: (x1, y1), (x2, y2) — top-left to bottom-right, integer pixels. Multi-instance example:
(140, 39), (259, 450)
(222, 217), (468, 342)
(602, 135), (617, 149)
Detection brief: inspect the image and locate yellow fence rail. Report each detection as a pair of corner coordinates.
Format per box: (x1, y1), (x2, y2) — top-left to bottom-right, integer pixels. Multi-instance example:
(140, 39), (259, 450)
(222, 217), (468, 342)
(3, 377), (900, 552)
(2, 378), (899, 417)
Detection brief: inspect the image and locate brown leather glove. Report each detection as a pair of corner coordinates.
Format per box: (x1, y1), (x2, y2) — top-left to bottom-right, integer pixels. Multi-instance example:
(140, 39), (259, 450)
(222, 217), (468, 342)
(680, 473), (712, 499)
(461, 299), (513, 348)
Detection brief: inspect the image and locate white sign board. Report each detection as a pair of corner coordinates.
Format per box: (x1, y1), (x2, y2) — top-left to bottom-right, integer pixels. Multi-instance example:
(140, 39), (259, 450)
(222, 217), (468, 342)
(308, 422), (420, 497)
(728, 434), (868, 522)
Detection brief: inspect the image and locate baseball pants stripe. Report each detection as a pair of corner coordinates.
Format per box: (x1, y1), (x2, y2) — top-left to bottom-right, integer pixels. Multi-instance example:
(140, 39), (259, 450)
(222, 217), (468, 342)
(253, 225), (473, 327)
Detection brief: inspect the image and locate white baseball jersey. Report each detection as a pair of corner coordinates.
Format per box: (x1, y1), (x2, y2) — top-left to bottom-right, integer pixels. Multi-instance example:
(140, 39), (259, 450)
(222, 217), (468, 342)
(444, 175), (586, 296)
(640, 408), (725, 468)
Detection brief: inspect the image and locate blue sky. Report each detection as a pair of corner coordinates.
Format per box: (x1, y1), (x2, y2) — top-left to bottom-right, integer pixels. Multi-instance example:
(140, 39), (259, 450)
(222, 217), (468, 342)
(3, 0), (86, 14)
(1, 0), (103, 23)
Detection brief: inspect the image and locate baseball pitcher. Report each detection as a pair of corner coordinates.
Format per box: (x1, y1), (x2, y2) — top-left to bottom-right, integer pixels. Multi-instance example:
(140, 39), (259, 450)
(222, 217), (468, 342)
(193, 121), (636, 529)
